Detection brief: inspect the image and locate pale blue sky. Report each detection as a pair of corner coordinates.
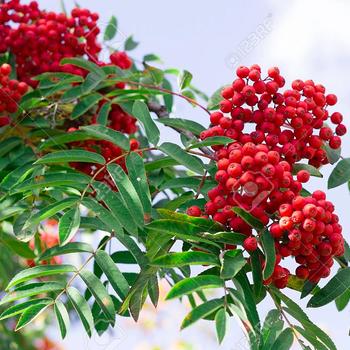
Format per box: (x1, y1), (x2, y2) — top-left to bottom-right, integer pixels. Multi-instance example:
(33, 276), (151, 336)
(33, 1), (350, 349)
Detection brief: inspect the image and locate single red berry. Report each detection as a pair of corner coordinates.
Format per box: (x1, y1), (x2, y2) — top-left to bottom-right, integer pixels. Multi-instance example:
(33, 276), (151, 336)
(326, 94), (337, 106)
(296, 266), (309, 279)
(243, 236), (258, 252)
(186, 206), (202, 217)
(0, 63), (11, 76)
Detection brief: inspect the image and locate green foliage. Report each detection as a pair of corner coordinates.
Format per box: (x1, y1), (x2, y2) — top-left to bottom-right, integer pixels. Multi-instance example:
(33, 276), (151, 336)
(0, 13), (347, 350)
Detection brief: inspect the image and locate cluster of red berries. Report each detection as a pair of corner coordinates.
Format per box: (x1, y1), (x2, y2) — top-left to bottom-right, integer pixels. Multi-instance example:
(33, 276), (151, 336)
(0, 1), (139, 183)
(187, 65), (345, 288)
(0, 0), (101, 86)
(270, 190), (344, 284)
(0, 63), (28, 127)
(200, 64), (346, 168)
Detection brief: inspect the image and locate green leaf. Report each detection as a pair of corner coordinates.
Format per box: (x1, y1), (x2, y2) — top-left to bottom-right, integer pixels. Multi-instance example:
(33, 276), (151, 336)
(59, 206), (81, 245)
(39, 242), (93, 261)
(24, 197), (79, 230)
(323, 143), (341, 164)
(0, 137), (22, 157)
(188, 136), (233, 149)
(35, 150), (105, 165)
(54, 300), (70, 339)
(143, 54), (161, 62)
(0, 298), (51, 321)
(145, 156), (179, 171)
(261, 309), (284, 349)
(111, 251), (137, 264)
(181, 298), (223, 329)
(148, 275), (159, 307)
(157, 208), (223, 232)
(0, 231), (35, 259)
(124, 35), (139, 51)
(104, 16), (118, 41)
(95, 250), (129, 299)
(6, 265), (76, 290)
(81, 125), (130, 151)
(292, 163), (323, 178)
(335, 288), (350, 311)
(67, 286), (94, 337)
(272, 288), (336, 350)
(107, 163), (145, 227)
(328, 158), (350, 189)
(271, 328), (294, 350)
(15, 302), (51, 330)
(93, 181), (139, 234)
(293, 326), (328, 350)
(152, 251), (220, 267)
(260, 229), (276, 279)
(301, 279), (318, 298)
(0, 282), (65, 305)
(178, 70), (193, 90)
(162, 78), (173, 111)
(159, 177), (201, 191)
(132, 101), (160, 145)
(215, 308), (227, 344)
(200, 231), (246, 246)
(159, 142), (204, 175)
(11, 172), (89, 193)
(156, 118), (205, 136)
(79, 270), (115, 324)
(207, 86), (227, 110)
(234, 273), (260, 332)
(61, 57), (104, 76)
(233, 207), (264, 230)
(81, 197), (123, 237)
(182, 89), (196, 101)
(220, 250), (246, 279)
(250, 251), (263, 299)
(144, 63), (164, 85)
(126, 152), (152, 215)
(71, 93), (103, 119)
(308, 267), (350, 307)
(97, 101), (112, 126)
(39, 131), (93, 150)
(166, 275), (223, 300)
(146, 219), (221, 247)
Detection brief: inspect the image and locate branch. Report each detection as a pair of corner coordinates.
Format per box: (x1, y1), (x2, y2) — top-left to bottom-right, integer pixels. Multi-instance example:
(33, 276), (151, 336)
(147, 101), (215, 158)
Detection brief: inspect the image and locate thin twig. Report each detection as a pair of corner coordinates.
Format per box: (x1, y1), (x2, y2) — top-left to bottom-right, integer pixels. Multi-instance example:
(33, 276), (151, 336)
(195, 170), (208, 200)
(268, 289), (305, 349)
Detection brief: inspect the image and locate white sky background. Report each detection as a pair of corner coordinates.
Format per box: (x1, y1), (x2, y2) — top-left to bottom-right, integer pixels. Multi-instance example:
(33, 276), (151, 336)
(34, 0), (350, 349)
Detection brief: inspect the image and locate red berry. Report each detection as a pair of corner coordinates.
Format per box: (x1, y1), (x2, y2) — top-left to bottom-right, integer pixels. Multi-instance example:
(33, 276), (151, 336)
(243, 236), (258, 252)
(296, 266), (309, 279)
(296, 170), (310, 183)
(186, 206), (202, 217)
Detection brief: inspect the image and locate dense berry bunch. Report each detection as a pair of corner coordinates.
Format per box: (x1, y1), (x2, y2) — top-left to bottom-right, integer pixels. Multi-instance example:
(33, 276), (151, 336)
(188, 65), (345, 288)
(0, 0), (101, 86)
(271, 190), (344, 285)
(200, 64), (346, 168)
(0, 0), (138, 184)
(0, 63), (28, 127)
